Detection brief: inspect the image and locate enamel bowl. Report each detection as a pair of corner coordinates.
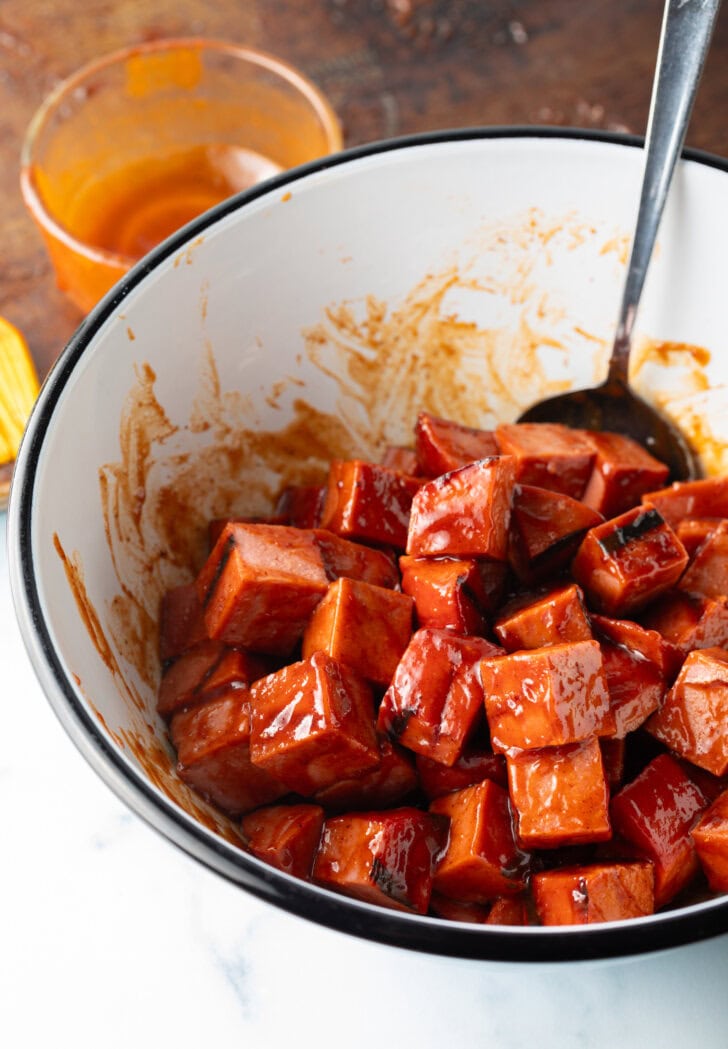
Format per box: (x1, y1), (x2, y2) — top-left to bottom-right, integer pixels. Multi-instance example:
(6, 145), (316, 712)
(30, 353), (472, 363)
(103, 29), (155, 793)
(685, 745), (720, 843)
(9, 129), (728, 962)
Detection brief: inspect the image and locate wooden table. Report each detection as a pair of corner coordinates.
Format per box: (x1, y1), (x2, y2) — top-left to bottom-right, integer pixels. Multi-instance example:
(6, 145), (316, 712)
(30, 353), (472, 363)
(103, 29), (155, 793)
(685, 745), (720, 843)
(1, 0), (727, 377)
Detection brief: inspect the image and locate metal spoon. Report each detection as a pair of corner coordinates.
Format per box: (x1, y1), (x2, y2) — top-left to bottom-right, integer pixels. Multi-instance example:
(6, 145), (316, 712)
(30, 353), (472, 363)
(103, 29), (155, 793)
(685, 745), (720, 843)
(518, 0), (722, 481)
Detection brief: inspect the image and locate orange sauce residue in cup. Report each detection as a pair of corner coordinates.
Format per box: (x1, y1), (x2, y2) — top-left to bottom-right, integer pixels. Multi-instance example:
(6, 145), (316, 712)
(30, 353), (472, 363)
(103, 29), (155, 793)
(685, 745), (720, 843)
(69, 143), (282, 260)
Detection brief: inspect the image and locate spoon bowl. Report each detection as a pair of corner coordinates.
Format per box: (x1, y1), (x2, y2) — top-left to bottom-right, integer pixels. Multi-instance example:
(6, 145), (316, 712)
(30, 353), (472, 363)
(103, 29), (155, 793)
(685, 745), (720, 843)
(518, 377), (701, 481)
(518, 0), (721, 481)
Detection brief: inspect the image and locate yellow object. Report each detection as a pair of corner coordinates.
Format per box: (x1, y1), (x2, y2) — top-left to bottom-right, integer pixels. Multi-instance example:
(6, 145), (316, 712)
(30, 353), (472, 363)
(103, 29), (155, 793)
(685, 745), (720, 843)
(0, 316), (39, 464)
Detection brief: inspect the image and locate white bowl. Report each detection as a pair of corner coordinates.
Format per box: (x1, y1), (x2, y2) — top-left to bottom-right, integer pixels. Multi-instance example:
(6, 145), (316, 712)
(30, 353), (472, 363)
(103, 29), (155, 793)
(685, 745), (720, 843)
(9, 129), (728, 961)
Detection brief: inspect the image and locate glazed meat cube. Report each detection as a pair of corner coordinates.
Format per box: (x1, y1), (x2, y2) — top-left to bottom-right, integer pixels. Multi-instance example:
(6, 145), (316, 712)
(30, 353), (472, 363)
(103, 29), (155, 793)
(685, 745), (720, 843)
(646, 647), (728, 776)
(482, 640), (614, 754)
(493, 584), (593, 652)
(591, 613), (683, 683)
(380, 445), (420, 474)
(302, 576), (413, 687)
(571, 505), (688, 616)
(428, 892), (492, 924)
(692, 789), (728, 892)
(377, 628), (503, 766)
(430, 892), (527, 925)
(678, 520), (728, 600)
(579, 429), (669, 519)
(508, 484), (603, 584)
(399, 555), (506, 635)
(319, 459), (421, 548)
(430, 779), (529, 902)
(406, 456), (516, 560)
(159, 582), (207, 663)
(274, 485), (326, 528)
(485, 895), (529, 925)
(416, 748), (508, 800)
(675, 517), (723, 557)
(610, 753), (708, 907)
(494, 422), (595, 499)
(249, 651), (380, 795)
(532, 861), (655, 925)
(599, 638), (665, 739)
(312, 807), (448, 913)
(414, 411), (499, 476)
(642, 592), (728, 656)
(158, 639), (265, 719)
(506, 738), (611, 849)
(313, 737), (418, 811)
(241, 803), (325, 878)
(312, 528), (399, 589)
(642, 476), (728, 528)
(195, 523), (330, 653)
(600, 736), (626, 792)
(170, 688), (288, 816)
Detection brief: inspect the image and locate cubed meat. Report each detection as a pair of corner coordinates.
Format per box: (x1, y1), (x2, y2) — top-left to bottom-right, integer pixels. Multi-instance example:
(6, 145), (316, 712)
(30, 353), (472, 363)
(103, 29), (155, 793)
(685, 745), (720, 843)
(381, 445), (420, 474)
(600, 736), (626, 792)
(430, 892), (527, 925)
(675, 517), (723, 558)
(532, 861), (655, 925)
(170, 688), (288, 816)
(399, 555), (505, 635)
(312, 528), (400, 589)
(312, 808), (448, 913)
(241, 803), (325, 878)
(591, 613), (683, 683)
(485, 895), (529, 925)
(406, 457), (516, 561)
(428, 893), (492, 924)
(274, 485), (326, 528)
(158, 639), (265, 719)
(642, 476), (728, 528)
(494, 422), (595, 499)
(493, 584), (593, 651)
(377, 628), (503, 766)
(416, 748), (508, 800)
(642, 592), (728, 656)
(579, 429), (669, 519)
(508, 483), (603, 584)
(430, 778), (529, 902)
(313, 737), (418, 811)
(571, 505), (688, 616)
(195, 523), (330, 653)
(646, 647), (728, 776)
(599, 638), (665, 739)
(249, 651), (380, 795)
(319, 459), (421, 548)
(692, 789), (728, 893)
(506, 738), (612, 848)
(678, 520), (728, 600)
(159, 582), (208, 663)
(482, 640), (614, 754)
(610, 753), (708, 907)
(414, 411), (499, 476)
(302, 576), (413, 687)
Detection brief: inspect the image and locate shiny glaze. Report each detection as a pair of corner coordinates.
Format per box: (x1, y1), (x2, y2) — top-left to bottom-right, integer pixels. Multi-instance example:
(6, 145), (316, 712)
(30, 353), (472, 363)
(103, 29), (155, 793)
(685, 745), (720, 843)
(482, 640), (614, 755)
(506, 738), (612, 849)
(572, 504), (689, 616)
(406, 456), (516, 560)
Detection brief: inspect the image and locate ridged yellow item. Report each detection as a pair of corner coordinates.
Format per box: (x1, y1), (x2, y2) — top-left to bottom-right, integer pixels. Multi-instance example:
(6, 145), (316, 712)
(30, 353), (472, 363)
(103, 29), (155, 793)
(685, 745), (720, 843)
(0, 316), (39, 464)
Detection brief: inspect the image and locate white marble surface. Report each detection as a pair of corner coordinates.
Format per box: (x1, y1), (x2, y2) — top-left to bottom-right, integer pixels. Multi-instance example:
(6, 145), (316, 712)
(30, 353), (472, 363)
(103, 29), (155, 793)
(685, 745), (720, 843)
(3, 511), (728, 1048)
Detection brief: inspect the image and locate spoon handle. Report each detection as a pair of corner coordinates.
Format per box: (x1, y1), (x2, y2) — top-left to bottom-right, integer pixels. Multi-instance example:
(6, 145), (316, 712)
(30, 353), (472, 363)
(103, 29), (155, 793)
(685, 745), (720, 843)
(608, 0), (722, 386)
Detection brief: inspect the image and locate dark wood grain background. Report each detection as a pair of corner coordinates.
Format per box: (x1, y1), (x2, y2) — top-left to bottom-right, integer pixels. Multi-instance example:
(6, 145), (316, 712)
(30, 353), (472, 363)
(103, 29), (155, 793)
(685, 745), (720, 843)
(2, 0), (727, 377)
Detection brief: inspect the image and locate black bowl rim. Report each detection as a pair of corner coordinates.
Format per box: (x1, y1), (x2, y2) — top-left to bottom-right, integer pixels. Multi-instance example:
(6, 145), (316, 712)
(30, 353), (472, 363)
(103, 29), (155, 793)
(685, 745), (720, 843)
(9, 126), (728, 964)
